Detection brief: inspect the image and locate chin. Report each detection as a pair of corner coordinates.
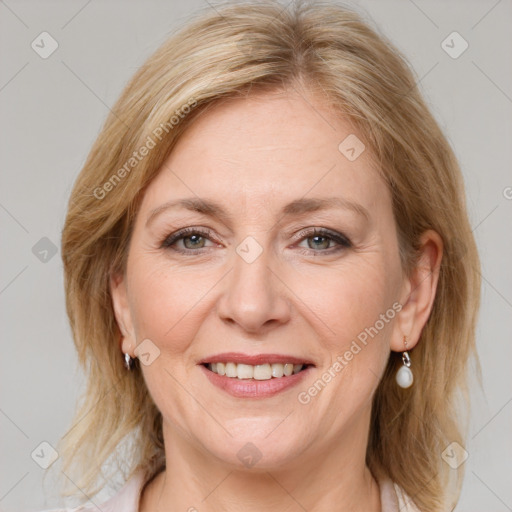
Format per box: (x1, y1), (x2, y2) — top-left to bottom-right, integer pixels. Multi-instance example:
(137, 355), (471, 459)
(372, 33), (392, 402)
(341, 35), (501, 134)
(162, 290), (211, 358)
(200, 425), (308, 471)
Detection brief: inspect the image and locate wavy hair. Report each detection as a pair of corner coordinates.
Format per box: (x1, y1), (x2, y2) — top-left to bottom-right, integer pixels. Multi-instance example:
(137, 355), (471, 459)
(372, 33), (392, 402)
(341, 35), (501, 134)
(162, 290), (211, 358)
(58, 1), (481, 510)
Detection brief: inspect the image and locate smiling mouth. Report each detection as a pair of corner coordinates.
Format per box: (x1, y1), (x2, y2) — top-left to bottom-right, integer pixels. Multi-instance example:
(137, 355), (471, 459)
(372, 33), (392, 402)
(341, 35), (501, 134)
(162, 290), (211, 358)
(203, 362), (312, 380)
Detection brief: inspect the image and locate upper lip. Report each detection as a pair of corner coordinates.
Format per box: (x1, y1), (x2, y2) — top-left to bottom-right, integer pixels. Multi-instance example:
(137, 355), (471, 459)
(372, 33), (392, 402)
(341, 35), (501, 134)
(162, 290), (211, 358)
(198, 352), (315, 366)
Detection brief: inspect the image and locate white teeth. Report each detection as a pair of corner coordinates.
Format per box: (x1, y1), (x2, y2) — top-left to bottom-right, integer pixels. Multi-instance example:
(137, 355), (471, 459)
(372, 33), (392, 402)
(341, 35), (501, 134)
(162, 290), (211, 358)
(207, 362), (307, 380)
(271, 363), (284, 378)
(293, 364), (303, 374)
(237, 363), (253, 379)
(225, 362), (237, 378)
(253, 364), (272, 380)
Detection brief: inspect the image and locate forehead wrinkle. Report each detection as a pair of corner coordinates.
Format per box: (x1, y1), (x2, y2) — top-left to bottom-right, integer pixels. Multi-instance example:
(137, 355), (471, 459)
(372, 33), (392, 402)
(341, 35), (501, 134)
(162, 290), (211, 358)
(145, 195), (369, 229)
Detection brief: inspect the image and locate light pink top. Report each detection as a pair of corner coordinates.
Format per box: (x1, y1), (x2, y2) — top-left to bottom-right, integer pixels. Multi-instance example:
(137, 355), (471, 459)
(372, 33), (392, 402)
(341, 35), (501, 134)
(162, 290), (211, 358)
(41, 469), (421, 511)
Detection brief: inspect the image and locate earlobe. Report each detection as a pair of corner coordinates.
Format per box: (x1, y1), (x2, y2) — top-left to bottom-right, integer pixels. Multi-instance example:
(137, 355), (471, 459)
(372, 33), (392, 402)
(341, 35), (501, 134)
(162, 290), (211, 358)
(110, 272), (136, 357)
(391, 230), (443, 352)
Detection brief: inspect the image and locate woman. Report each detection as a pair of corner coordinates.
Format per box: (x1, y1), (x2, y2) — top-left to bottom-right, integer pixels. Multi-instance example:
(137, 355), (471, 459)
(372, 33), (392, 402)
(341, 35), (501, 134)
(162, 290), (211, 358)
(50, 1), (480, 511)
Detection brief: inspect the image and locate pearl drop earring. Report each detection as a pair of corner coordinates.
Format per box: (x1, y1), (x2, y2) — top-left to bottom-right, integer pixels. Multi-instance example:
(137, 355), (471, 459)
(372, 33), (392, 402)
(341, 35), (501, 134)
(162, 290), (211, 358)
(396, 336), (413, 388)
(124, 352), (133, 370)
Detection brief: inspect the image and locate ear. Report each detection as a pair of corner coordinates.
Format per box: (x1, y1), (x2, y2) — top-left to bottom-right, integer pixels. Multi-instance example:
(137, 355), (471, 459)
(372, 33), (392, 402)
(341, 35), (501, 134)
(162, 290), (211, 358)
(391, 230), (443, 352)
(110, 271), (137, 357)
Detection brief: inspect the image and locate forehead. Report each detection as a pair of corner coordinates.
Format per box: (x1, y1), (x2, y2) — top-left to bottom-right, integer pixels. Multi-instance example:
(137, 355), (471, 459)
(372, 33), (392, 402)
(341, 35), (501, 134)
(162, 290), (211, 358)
(140, 89), (387, 217)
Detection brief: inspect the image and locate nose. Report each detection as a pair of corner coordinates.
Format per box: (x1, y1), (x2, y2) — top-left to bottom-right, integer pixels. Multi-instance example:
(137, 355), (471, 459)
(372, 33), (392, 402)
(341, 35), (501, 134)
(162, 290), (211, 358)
(216, 242), (292, 334)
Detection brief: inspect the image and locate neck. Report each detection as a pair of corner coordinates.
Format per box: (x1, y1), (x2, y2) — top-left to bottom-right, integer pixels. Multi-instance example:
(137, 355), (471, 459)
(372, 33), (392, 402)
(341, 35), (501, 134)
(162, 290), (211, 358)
(140, 413), (381, 512)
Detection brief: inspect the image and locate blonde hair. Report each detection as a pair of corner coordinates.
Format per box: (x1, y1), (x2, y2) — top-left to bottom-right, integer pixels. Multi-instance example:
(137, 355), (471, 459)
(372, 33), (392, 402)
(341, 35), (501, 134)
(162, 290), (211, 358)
(58, 1), (481, 510)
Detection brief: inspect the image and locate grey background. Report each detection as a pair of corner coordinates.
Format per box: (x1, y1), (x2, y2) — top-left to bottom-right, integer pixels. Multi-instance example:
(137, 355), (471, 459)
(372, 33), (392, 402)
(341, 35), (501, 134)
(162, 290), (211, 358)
(1, 0), (511, 510)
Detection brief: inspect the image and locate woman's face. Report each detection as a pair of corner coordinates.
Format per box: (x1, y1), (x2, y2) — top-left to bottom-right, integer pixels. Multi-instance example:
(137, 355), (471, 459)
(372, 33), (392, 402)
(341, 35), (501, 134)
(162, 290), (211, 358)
(112, 88), (409, 470)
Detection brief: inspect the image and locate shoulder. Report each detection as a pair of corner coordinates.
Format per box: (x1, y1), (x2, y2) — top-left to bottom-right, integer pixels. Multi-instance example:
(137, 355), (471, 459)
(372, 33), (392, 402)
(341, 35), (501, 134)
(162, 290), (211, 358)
(36, 469), (148, 512)
(393, 482), (422, 512)
(378, 476), (422, 512)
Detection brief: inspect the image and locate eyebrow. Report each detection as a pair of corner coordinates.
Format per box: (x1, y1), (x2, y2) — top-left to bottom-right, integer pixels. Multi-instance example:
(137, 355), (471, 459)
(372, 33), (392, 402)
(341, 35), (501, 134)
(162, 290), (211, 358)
(146, 196), (369, 227)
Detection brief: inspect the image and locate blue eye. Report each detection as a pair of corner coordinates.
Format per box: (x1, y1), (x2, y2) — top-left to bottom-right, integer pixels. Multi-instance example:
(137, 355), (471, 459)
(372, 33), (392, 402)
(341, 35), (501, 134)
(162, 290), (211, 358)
(161, 228), (216, 253)
(161, 227), (352, 255)
(295, 228), (352, 254)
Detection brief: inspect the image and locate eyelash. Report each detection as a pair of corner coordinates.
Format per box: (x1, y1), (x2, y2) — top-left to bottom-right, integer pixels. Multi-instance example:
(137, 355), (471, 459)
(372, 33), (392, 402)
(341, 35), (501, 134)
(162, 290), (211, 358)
(160, 227), (352, 256)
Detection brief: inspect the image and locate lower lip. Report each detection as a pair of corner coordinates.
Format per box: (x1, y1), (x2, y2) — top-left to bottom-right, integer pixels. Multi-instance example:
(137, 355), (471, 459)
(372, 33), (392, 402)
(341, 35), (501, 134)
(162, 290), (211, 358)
(199, 364), (312, 399)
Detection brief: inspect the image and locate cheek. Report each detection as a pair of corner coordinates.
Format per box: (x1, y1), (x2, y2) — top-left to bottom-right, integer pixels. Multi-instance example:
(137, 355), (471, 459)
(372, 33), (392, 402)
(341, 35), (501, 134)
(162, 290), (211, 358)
(126, 256), (213, 355)
(294, 257), (398, 351)
(299, 264), (397, 413)
(126, 257), (217, 435)
(342, 269), (393, 340)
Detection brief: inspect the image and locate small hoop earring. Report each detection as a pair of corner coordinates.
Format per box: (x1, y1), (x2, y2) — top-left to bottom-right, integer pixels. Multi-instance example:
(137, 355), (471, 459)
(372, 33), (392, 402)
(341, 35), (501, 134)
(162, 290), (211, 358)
(396, 336), (413, 388)
(124, 352), (133, 370)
